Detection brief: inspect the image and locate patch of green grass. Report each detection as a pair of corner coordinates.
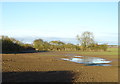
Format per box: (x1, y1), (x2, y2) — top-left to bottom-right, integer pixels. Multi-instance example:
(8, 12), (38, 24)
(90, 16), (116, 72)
(75, 51), (117, 56)
(107, 48), (118, 52)
(29, 48), (118, 59)
(67, 48), (118, 59)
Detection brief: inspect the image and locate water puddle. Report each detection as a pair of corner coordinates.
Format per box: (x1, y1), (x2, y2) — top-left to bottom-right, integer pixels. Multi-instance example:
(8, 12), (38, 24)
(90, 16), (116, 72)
(61, 56), (112, 66)
(74, 56), (83, 57)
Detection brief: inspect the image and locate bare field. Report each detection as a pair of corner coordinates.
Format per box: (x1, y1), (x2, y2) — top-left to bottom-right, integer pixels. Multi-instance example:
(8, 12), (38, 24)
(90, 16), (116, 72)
(2, 49), (118, 82)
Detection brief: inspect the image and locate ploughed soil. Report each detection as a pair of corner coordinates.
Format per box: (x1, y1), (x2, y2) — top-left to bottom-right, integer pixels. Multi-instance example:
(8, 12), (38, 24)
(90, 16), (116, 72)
(2, 51), (118, 83)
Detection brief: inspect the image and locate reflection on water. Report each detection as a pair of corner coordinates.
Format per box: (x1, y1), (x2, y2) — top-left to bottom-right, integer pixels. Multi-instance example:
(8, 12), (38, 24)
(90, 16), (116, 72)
(85, 64), (111, 66)
(61, 56), (112, 66)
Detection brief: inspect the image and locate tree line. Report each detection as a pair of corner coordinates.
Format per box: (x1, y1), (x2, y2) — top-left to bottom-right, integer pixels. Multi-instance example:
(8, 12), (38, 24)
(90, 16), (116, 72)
(1, 36), (34, 53)
(1, 31), (108, 53)
(33, 39), (80, 51)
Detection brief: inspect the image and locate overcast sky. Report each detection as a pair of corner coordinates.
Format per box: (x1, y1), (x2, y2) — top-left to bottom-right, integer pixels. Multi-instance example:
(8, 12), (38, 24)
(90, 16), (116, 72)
(1, 2), (118, 45)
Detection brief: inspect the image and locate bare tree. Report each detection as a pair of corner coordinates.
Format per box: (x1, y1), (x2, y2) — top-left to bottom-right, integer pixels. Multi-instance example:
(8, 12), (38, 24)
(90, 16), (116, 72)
(76, 31), (95, 50)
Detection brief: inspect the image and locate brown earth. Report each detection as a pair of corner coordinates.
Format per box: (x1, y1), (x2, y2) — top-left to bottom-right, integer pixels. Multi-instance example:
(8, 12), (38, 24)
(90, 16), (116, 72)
(2, 51), (119, 83)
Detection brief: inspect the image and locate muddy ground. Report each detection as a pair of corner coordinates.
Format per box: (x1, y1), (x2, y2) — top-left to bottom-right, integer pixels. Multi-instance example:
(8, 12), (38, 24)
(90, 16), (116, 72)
(2, 51), (118, 83)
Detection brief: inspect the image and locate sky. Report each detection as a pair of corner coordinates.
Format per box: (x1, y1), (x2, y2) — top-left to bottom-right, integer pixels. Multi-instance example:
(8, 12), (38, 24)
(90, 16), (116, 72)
(1, 2), (118, 45)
